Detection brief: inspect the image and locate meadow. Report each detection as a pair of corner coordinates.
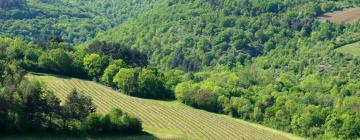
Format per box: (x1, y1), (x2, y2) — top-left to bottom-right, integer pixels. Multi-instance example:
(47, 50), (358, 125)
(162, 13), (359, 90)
(26, 73), (303, 140)
(336, 41), (360, 56)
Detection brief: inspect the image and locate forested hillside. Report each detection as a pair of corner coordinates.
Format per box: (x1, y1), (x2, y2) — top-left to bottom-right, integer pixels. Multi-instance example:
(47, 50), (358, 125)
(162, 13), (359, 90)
(0, 0), (360, 139)
(89, 0), (360, 139)
(0, 0), (160, 44)
(0, 37), (143, 135)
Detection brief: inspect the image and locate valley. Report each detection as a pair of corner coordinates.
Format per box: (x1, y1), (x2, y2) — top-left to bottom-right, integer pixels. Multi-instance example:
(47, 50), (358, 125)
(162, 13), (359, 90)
(0, 0), (359, 139)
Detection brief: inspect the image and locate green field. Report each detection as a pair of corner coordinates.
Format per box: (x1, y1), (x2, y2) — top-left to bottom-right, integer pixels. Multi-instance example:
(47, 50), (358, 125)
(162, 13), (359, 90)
(26, 74), (303, 140)
(336, 41), (360, 56)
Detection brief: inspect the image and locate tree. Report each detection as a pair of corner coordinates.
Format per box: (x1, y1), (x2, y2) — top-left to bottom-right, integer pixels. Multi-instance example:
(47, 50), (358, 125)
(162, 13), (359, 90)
(100, 59), (126, 86)
(0, 92), (9, 133)
(175, 81), (199, 106)
(38, 48), (73, 75)
(84, 113), (103, 133)
(61, 89), (96, 129)
(44, 92), (61, 130)
(229, 97), (252, 119)
(83, 54), (109, 80)
(19, 81), (47, 131)
(107, 108), (142, 133)
(137, 68), (172, 99)
(113, 68), (139, 96)
(86, 41), (148, 67)
(194, 89), (218, 112)
(339, 113), (360, 139)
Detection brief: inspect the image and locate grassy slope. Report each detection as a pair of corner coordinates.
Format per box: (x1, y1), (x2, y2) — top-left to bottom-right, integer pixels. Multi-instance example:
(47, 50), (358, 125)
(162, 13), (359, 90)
(336, 41), (360, 56)
(26, 73), (303, 140)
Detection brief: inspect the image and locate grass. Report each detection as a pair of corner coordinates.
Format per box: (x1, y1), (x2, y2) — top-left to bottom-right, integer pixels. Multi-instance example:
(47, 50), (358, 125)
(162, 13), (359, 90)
(26, 73), (304, 140)
(336, 41), (360, 56)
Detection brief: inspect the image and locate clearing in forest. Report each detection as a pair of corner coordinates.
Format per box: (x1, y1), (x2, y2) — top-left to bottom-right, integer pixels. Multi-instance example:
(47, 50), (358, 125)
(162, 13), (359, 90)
(318, 8), (360, 24)
(26, 74), (303, 140)
(336, 41), (360, 56)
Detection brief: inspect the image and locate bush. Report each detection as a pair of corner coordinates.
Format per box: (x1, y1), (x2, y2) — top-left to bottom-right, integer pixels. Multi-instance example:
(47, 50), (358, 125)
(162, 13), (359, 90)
(84, 113), (103, 133)
(84, 108), (142, 134)
(113, 68), (173, 100)
(195, 89), (219, 112)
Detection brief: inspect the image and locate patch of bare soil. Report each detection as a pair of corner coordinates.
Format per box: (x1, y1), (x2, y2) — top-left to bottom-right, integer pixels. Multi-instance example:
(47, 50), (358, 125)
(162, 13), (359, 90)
(319, 8), (360, 24)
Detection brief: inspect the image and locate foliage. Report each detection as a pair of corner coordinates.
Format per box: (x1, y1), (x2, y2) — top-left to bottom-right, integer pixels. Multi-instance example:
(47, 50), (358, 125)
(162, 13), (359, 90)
(0, 49), (142, 134)
(86, 41), (148, 67)
(0, 0), (160, 44)
(29, 74), (299, 140)
(1, 0), (360, 139)
(84, 108), (142, 133)
(87, 0), (360, 139)
(83, 54), (109, 80)
(113, 68), (173, 99)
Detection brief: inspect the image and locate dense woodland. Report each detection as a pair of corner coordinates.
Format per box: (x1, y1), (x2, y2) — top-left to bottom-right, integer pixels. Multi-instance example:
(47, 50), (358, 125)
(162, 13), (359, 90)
(93, 0), (360, 139)
(0, 39), (142, 134)
(0, 0), (159, 44)
(1, 0), (360, 139)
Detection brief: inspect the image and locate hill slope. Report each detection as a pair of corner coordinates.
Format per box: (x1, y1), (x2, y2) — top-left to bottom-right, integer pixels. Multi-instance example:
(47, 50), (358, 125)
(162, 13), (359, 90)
(336, 41), (360, 56)
(0, 0), (160, 43)
(90, 0), (360, 71)
(27, 73), (302, 140)
(83, 1), (360, 139)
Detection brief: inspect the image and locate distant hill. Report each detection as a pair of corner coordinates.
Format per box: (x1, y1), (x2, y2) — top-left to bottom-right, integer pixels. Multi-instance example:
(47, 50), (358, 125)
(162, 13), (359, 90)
(0, 0), (27, 9)
(0, 0), (160, 44)
(90, 0), (359, 71)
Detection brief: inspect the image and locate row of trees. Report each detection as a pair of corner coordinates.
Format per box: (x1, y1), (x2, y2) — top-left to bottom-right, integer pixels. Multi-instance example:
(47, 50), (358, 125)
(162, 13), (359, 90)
(0, 69), (142, 134)
(112, 68), (173, 99)
(0, 37), (143, 135)
(89, 0), (358, 139)
(0, 37), (173, 100)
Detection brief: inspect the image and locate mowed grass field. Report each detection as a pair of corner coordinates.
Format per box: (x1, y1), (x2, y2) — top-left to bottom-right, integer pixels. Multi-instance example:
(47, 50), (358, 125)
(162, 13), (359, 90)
(336, 41), (360, 56)
(318, 8), (360, 24)
(26, 74), (303, 140)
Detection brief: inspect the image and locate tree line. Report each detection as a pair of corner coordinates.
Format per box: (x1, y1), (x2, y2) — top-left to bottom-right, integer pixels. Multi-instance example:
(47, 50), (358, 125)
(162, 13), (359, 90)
(0, 0), (360, 139)
(89, 0), (360, 139)
(0, 37), (143, 135)
(0, 67), (142, 134)
(0, 37), (173, 100)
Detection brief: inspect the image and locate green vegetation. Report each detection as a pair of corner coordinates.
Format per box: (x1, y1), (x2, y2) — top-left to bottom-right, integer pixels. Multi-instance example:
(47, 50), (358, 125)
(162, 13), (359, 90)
(0, 37), (142, 136)
(336, 41), (360, 56)
(86, 0), (360, 139)
(27, 73), (302, 140)
(0, 36), (173, 99)
(0, 0), (160, 44)
(1, 0), (360, 139)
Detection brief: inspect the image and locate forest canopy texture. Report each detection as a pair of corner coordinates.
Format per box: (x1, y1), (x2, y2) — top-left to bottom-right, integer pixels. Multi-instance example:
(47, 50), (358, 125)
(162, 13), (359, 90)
(0, 0), (360, 139)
